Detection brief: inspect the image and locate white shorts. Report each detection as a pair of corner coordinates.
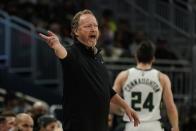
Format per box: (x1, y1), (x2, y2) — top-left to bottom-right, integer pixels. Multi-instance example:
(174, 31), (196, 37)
(124, 121), (164, 131)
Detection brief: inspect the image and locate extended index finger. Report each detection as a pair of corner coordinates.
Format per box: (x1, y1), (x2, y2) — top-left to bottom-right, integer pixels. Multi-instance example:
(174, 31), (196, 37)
(39, 33), (50, 41)
(47, 30), (56, 36)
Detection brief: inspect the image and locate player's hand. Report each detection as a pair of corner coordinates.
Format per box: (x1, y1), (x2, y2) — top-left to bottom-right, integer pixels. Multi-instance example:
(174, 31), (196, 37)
(125, 107), (140, 127)
(39, 31), (62, 50)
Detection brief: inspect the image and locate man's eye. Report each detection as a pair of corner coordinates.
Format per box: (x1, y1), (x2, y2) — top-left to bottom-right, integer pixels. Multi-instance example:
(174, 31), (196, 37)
(84, 25), (91, 28)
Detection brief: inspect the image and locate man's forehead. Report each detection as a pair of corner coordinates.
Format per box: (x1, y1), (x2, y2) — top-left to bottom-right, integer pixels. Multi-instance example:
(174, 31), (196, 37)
(18, 117), (33, 124)
(79, 14), (98, 24)
(20, 120), (33, 124)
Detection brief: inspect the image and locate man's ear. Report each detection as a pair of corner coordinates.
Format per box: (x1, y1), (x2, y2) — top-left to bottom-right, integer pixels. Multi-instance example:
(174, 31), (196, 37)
(74, 29), (79, 37)
(98, 30), (101, 39)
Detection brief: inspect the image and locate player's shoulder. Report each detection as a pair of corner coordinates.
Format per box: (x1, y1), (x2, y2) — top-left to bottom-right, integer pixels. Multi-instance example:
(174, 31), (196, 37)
(113, 69), (130, 90)
(122, 67), (135, 75)
(115, 69), (129, 82)
(158, 71), (170, 85)
(125, 67), (136, 73)
(118, 70), (129, 78)
(159, 71), (169, 79)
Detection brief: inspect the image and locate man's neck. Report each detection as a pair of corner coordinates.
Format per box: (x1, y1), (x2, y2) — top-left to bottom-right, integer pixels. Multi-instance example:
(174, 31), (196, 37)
(136, 63), (152, 70)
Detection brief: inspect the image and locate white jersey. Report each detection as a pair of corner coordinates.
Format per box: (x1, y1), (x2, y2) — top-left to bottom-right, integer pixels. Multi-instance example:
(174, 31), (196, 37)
(123, 67), (163, 122)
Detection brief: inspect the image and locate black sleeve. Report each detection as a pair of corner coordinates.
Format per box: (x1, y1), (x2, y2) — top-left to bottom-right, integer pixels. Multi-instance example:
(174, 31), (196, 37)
(59, 47), (74, 64)
(110, 88), (116, 99)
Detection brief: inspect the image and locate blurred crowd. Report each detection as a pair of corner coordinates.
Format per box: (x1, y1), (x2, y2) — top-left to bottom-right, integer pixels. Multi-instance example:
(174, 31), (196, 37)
(1, 91), (196, 131)
(0, 0), (180, 60)
(0, 91), (63, 131)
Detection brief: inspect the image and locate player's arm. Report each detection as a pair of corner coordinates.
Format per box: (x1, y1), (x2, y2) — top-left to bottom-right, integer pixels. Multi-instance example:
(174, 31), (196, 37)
(110, 71), (140, 127)
(110, 71), (128, 115)
(160, 73), (179, 131)
(39, 31), (67, 59)
(113, 70), (128, 94)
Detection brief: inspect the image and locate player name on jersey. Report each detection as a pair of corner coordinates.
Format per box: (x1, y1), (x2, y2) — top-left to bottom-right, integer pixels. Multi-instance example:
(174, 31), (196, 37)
(124, 78), (160, 92)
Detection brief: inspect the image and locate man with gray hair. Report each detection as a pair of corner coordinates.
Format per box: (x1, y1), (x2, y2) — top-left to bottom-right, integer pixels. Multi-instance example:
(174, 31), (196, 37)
(39, 9), (140, 131)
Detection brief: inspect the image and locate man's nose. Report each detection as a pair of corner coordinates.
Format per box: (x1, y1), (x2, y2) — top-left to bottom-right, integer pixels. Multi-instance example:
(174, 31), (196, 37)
(91, 25), (98, 31)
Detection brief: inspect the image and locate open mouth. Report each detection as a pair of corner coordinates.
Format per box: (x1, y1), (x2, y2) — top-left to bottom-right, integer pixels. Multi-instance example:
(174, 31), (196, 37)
(89, 34), (97, 39)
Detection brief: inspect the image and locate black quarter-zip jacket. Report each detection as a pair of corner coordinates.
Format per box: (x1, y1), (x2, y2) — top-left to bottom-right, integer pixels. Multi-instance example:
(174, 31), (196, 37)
(60, 40), (116, 131)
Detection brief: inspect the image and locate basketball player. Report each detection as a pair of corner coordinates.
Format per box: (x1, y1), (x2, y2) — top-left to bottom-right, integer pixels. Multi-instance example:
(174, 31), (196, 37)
(112, 40), (179, 131)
